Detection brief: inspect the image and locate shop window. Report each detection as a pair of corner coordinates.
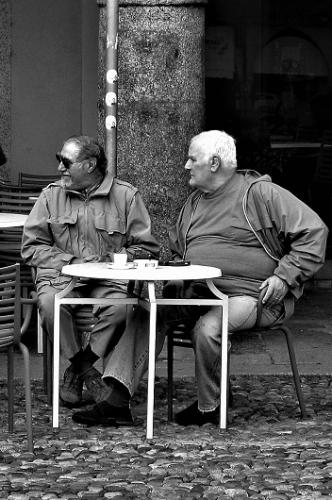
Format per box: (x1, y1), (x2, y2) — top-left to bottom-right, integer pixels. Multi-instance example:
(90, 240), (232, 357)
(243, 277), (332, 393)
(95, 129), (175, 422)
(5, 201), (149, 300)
(253, 29), (329, 140)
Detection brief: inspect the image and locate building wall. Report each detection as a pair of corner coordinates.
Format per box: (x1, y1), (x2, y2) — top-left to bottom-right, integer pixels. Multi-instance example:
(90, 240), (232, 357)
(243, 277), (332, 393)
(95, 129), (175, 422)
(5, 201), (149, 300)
(0, 0), (98, 183)
(98, 0), (206, 257)
(0, 0), (11, 180)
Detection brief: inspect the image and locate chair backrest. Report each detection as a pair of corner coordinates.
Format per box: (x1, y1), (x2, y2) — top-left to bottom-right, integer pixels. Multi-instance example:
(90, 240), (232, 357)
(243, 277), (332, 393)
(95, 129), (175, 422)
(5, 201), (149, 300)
(75, 306), (96, 350)
(295, 125), (319, 142)
(321, 129), (332, 146)
(18, 172), (59, 188)
(0, 264), (21, 348)
(75, 306), (96, 333)
(0, 178), (12, 186)
(0, 184), (39, 214)
(0, 185), (37, 290)
(313, 142), (332, 185)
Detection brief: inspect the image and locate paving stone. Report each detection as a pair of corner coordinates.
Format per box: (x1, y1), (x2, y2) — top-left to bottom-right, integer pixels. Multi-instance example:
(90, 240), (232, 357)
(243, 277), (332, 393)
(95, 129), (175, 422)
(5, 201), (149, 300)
(1, 376), (332, 499)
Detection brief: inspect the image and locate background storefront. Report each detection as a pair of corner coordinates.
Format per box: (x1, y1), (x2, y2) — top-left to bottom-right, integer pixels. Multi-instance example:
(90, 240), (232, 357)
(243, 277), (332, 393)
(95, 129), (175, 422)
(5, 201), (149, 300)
(1, 0), (331, 257)
(205, 0), (332, 255)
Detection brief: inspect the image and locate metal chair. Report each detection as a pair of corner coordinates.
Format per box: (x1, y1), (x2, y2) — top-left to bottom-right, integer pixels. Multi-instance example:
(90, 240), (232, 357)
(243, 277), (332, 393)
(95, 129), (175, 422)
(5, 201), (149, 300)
(0, 184), (38, 266)
(306, 130), (332, 206)
(313, 138), (332, 186)
(0, 184), (40, 263)
(295, 124), (319, 142)
(0, 184), (39, 214)
(0, 184), (39, 344)
(167, 290), (307, 426)
(0, 263), (35, 452)
(0, 184), (39, 329)
(18, 172), (60, 188)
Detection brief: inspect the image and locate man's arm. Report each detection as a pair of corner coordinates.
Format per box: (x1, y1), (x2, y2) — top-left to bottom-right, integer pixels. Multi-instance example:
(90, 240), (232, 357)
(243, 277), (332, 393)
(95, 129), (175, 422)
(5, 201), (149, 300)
(21, 193), (76, 270)
(253, 182), (328, 304)
(270, 185), (327, 286)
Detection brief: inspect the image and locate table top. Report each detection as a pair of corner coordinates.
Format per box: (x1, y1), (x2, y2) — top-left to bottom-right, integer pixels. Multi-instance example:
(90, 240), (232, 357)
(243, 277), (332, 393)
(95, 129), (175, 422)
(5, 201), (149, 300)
(271, 142), (321, 149)
(0, 212), (27, 228)
(62, 262), (222, 282)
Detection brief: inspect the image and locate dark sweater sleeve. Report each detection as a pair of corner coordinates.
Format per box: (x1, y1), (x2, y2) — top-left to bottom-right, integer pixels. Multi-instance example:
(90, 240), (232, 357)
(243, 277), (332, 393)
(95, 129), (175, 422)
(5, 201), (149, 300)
(257, 182), (328, 289)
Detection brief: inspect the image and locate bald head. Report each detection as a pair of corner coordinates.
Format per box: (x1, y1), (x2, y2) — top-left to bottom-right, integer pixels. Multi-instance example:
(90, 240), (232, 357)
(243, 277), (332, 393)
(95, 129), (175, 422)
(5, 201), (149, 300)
(190, 130), (237, 172)
(185, 130), (237, 193)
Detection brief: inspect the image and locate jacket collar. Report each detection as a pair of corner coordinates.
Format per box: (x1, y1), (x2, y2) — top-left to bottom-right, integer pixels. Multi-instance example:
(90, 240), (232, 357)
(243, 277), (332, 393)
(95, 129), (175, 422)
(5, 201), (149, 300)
(59, 171), (115, 198)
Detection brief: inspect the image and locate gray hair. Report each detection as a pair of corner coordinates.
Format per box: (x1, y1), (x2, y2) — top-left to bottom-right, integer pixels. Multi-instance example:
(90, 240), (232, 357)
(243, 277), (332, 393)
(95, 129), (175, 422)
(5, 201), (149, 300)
(64, 135), (108, 175)
(191, 130), (237, 169)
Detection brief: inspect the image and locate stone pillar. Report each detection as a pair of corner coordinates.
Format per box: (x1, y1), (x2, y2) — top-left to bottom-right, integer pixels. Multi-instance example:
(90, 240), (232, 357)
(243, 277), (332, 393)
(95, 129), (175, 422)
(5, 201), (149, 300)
(0, 0), (11, 180)
(97, 0), (206, 256)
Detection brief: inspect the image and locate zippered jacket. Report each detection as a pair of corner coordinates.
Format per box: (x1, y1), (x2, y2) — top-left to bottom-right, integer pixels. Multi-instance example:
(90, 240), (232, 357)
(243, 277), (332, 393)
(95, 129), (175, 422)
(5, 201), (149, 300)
(169, 170), (328, 301)
(21, 172), (159, 286)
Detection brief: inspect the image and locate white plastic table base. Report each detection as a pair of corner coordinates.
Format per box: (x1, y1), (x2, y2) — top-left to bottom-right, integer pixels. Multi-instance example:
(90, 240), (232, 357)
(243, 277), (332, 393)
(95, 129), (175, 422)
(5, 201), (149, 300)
(0, 212), (27, 228)
(52, 264), (229, 439)
(144, 279), (228, 439)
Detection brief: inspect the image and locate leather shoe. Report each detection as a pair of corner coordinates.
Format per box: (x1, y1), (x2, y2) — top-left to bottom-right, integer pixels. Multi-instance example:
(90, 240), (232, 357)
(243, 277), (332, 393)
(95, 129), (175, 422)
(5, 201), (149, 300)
(72, 401), (134, 427)
(60, 365), (83, 407)
(175, 381), (233, 426)
(175, 401), (219, 426)
(83, 367), (111, 404)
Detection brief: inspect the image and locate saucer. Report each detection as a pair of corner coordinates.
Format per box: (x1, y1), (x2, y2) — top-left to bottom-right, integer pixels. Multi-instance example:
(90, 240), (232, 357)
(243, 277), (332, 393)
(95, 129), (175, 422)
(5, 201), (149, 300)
(106, 263), (136, 270)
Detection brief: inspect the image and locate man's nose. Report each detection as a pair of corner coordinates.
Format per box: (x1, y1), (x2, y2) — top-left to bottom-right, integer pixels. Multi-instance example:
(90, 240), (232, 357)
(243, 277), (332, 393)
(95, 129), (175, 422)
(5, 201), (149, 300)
(184, 160), (191, 170)
(58, 162), (65, 173)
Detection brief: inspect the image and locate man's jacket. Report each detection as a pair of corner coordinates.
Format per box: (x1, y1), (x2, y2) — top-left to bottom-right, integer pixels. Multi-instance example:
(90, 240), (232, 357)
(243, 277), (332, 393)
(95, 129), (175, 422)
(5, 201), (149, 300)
(169, 170), (328, 302)
(21, 172), (159, 286)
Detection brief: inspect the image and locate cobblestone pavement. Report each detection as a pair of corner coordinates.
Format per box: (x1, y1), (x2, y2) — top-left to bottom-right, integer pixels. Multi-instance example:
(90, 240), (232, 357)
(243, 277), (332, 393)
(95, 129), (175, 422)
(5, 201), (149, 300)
(1, 375), (332, 500)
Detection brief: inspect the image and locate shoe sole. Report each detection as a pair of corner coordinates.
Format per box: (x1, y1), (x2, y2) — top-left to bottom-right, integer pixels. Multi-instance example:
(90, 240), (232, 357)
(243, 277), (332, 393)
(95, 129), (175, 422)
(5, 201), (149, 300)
(72, 416), (118, 427)
(60, 397), (84, 409)
(72, 415), (134, 427)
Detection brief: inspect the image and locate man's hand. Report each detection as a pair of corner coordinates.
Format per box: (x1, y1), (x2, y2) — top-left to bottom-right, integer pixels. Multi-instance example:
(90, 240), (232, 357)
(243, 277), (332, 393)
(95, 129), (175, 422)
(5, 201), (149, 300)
(259, 275), (288, 308)
(70, 257), (84, 265)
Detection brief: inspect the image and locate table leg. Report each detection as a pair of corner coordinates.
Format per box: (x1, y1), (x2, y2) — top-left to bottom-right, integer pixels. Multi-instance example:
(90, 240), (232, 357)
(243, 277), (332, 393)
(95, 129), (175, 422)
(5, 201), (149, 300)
(146, 281), (157, 440)
(52, 279), (77, 428)
(206, 279), (228, 430)
(53, 295), (60, 428)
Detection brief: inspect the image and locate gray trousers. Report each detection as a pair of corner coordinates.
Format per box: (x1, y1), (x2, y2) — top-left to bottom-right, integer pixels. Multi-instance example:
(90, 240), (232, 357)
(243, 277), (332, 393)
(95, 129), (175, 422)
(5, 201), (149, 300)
(103, 281), (285, 411)
(37, 280), (128, 361)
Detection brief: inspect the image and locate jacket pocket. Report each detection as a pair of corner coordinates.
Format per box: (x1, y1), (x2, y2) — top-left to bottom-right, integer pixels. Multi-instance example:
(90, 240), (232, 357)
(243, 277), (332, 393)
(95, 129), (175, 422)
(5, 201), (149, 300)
(35, 268), (72, 290)
(94, 213), (126, 253)
(48, 214), (78, 249)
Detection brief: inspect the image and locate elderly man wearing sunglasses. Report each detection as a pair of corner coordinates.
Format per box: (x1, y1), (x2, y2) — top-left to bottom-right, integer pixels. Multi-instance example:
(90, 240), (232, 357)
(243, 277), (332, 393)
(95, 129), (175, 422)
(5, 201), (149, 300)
(21, 135), (159, 408)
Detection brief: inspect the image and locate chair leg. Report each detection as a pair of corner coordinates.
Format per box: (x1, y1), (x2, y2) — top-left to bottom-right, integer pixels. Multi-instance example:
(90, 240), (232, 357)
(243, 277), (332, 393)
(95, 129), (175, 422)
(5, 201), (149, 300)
(42, 328), (48, 395)
(7, 346), (14, 433)
(219, 339), (230, 431)
(19, 342), (34, 453)
(281, 325), (308, 419)
(167, 331), (174, 421)
(37, 311), (43, 353)
(44, 331), (53, 405)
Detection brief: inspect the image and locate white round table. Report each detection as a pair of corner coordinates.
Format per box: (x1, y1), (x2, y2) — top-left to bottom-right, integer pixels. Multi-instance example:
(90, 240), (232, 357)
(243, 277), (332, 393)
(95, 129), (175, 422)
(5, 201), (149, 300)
(62, 262), (222, 282)
(0, 213), (27, 228)
(52, 263), (229, 438)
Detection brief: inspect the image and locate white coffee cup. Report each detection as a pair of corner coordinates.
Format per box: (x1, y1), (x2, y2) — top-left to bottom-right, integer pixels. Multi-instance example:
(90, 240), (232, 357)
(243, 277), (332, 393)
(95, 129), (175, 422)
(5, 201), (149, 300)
(133, 259), (158, 269)
(113, 253), (128, 267)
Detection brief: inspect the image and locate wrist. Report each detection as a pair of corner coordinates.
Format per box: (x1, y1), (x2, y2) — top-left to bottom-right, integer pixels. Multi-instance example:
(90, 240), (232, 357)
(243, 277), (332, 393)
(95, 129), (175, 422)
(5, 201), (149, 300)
(276, 275), (288, 289)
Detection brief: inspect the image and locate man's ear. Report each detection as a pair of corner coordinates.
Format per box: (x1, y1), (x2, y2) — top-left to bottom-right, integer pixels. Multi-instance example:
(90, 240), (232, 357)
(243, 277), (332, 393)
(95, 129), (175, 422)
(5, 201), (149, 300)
(211, 155), (222, 172)
(87, 158), (97, 173)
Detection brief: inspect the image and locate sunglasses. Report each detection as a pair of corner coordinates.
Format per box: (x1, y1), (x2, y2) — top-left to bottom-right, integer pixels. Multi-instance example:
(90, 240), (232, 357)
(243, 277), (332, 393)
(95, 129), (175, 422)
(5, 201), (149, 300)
(56, 153), (75, 170)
